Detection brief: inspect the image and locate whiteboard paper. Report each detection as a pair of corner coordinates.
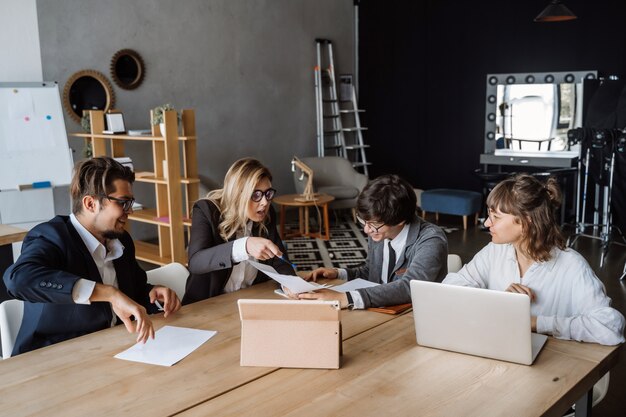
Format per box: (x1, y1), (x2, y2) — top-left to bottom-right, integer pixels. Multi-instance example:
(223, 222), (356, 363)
(0, 82), (73, 190)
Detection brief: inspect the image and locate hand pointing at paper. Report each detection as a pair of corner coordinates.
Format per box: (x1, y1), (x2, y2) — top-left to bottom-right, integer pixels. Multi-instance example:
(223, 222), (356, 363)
(246, 237), (282, 261)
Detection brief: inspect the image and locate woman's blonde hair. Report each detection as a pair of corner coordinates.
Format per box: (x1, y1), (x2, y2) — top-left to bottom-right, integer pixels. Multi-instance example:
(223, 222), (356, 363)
(486, 173), (565, 262)
(206, 158), (273, 241)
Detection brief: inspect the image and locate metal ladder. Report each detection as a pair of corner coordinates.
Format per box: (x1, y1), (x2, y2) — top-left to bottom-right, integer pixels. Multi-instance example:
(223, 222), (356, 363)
(315, 39), (345, 158)
(339, 77), (370, 176)
(314, 39), (370, 176)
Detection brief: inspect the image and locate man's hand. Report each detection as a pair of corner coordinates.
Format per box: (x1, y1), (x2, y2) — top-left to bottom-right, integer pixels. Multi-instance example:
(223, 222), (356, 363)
(298, 289), (349, 309)
(149, 285), (181, 318)
(302, 267), (338, 282)
(246, 237), (282, 261)
(91, 284), (154, 344)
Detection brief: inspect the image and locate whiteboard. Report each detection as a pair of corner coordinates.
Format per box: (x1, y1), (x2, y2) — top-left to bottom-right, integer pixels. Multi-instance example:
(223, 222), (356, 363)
(0, 82), (73, 191)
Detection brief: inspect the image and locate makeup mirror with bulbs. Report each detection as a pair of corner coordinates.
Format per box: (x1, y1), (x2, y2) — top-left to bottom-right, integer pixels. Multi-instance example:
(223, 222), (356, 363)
(483, 71), (597, 157)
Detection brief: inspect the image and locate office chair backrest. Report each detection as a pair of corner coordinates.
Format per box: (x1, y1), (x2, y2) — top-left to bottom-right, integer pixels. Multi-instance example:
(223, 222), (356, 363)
(146, 262), (189, 301)
(0, 299), (24, 359)
(447, 254), (462, 273)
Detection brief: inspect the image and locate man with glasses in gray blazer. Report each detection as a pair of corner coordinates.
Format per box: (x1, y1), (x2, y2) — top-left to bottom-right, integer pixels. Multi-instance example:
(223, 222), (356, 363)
(298, 174), (448, 309)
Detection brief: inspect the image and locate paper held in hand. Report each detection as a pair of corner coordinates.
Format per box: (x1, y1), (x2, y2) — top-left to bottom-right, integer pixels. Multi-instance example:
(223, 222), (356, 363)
(248, 260), (333, 294)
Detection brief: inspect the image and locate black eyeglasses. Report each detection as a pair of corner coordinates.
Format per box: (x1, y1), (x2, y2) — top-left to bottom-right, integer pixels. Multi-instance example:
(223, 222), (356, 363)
(251, 188), (276, 202)
(356, 215), (385, 233)
(101, 195), (135, 212)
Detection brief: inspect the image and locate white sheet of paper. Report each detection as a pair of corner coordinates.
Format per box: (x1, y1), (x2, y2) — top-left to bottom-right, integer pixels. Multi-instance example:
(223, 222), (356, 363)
(331, 278), (380, 293)
(114, 326), (217, 367)
(248, 260), (331, 293)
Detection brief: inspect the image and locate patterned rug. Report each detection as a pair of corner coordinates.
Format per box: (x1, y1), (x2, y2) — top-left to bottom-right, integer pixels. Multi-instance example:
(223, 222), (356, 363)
(283, 220), (368, 272)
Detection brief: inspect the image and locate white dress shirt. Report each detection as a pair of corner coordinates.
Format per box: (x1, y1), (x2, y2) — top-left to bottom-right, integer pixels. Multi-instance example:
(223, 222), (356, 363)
(339, 223), (410, 309)
(69, 213), (124, 327)
(443, 242), (625, 345)
(223, 221), (257, 293)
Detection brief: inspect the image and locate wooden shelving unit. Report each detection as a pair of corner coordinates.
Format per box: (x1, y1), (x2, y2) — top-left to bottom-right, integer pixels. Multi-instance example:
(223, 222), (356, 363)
(71, 109), (199, 266)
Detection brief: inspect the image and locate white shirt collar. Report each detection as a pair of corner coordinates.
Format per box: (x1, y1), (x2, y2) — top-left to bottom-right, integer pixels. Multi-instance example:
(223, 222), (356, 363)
(70, 213), (124, 260)
(388, 223), (410, 254)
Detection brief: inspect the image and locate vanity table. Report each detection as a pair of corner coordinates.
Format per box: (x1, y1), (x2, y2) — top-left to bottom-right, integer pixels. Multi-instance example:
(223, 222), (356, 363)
(477, 71), (598, 223)
(480, 149), (579, 169)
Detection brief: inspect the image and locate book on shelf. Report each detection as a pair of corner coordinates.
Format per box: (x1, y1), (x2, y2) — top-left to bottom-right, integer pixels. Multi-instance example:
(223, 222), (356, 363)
(114, 157), (134, 171)
(127, 129), (152, 136)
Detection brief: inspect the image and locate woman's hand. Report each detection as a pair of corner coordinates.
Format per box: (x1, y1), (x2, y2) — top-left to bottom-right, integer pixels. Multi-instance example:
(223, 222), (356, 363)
(505, 283), (536, 302)
(246, 237), (282, 261)
(302, 267), (338, 282)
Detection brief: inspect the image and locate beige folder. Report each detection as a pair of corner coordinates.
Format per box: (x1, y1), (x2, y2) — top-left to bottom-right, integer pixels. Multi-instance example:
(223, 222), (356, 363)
(238, 299), (341, 369)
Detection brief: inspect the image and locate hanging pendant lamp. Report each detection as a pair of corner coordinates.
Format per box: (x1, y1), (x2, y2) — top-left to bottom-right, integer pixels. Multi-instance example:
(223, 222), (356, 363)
(534, 0), (577, 22)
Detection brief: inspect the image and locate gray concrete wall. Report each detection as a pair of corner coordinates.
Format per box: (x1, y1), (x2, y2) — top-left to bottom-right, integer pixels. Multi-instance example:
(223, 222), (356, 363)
(37, 0), (354, 237)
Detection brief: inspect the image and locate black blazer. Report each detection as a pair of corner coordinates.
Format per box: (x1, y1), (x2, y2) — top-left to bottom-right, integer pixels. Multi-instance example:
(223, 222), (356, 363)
(183, 199), (295, 304)
(3, 216), (155, 356)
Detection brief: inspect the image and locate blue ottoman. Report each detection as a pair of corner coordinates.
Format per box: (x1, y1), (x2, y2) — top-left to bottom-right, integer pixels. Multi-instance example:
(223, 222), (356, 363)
(420, 189), (482, 230)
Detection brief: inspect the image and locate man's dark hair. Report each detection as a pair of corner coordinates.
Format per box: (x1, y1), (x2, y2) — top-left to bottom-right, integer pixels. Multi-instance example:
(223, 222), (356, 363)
(70, 157), (135, 214)
(356, 174), (417, 225)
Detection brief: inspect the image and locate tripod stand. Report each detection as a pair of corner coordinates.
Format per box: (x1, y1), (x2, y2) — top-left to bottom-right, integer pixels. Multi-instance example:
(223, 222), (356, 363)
(567, 129), (626, 267)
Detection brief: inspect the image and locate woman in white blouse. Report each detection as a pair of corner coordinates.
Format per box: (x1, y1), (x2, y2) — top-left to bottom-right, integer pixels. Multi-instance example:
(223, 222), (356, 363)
(443, 174), (624, 345)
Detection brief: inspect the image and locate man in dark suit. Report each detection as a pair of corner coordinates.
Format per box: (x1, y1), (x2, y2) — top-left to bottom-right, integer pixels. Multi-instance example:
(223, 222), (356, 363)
(3, 157), (181, 356)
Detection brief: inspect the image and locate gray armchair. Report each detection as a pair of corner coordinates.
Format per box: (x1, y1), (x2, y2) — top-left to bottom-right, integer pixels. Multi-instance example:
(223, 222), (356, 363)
(292, 156), (368, 213)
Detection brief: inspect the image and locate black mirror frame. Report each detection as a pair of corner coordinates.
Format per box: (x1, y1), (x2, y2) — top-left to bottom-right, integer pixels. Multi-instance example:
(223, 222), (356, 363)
(483, 70), (597, 153)
(110, 49), (145, 90)
(63, 69), (115, 124)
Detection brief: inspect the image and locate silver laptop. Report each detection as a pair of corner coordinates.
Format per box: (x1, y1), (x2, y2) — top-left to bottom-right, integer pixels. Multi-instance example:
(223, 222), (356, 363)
(410, 280), (548, 365)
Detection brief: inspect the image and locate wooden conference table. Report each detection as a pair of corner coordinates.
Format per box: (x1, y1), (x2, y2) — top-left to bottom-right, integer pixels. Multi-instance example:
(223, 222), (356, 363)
(0, 281), (620, 417)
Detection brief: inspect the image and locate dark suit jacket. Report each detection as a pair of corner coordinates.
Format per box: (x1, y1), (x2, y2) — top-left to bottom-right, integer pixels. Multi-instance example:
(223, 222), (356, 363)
(183, 199), (295, 304)
(3, 216), (155, 356)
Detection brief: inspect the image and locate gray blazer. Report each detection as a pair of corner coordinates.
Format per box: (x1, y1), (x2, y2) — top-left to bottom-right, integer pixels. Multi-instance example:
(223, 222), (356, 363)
(347, 217), (448, 308)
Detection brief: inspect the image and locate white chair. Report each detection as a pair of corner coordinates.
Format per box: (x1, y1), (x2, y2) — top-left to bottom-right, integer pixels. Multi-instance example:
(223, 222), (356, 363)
(146, 262), (189, 301)
(563, 372), (610, 417)
(0, 299), (24, 359)
(447, 254), (462, 273)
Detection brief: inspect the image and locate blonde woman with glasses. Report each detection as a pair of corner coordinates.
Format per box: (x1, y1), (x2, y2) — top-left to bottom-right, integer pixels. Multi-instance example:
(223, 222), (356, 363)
(443, 174), (624, 345)
(182, 158), (295, 304)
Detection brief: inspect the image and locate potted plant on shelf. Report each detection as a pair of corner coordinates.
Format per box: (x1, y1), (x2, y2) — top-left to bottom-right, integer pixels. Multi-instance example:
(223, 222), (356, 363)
(80, 113), (93, 158)
(151, 104), (181, 136)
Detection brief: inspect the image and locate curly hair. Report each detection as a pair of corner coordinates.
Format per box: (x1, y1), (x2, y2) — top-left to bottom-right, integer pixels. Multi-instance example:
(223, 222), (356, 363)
(486, 174), (565, 262)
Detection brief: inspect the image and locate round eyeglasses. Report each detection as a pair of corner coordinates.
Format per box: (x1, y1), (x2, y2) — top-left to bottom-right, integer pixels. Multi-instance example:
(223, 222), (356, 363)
(356, 215), (385, 233)
(251, 188), (276, 202)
